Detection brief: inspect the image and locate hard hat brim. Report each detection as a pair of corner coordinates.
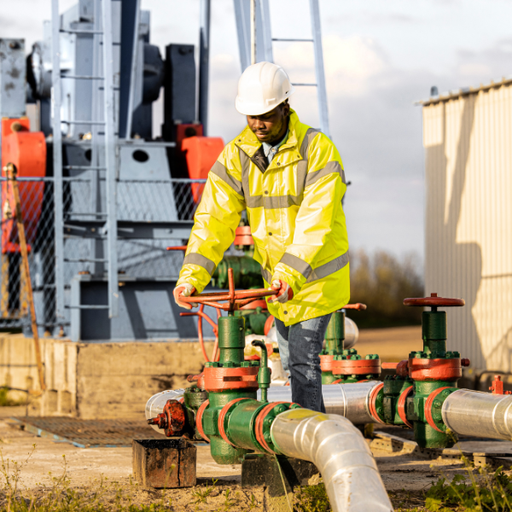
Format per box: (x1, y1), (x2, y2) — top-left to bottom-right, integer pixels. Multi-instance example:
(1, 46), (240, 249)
(235, 87), (295, 116)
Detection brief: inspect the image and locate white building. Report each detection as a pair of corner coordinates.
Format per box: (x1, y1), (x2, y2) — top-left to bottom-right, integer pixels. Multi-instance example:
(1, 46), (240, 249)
(421, 78), (512, 370)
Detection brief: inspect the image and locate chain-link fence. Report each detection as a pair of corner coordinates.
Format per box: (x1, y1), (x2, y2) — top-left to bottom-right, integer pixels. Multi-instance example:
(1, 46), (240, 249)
(0, 175), (203, 331)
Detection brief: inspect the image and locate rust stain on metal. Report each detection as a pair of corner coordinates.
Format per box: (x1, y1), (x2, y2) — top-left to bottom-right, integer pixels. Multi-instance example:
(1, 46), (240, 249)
(147, 399), (186, 437)
(133, 438), (196, 488)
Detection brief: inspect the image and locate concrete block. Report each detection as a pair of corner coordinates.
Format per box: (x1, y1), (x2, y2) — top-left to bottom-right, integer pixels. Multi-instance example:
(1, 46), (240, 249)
(0, 333), (214, 419)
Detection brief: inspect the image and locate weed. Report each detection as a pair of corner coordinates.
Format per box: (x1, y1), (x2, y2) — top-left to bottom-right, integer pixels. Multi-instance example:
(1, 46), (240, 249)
(294, 483), (331, 512)
(247, 493), (258, 510)
(0, 387), (26, 407)
(222, 488), (235, 510)
(192, 477), (218, 504)
(425, 465), (512, 512)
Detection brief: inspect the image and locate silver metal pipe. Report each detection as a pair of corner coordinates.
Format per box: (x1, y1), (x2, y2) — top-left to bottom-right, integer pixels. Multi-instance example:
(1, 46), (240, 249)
(262, 381), (379, 424)
(271, 409), (393, 512)
(442, 389), (512, 440)
(343, 316), (359, 349)
(146, 380), (380, 435)
(145, 388), (185, 434)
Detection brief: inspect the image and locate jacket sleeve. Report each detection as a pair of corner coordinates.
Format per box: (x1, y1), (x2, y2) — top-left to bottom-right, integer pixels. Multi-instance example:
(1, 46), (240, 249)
(176, 146), (246, 293)
(271, 133), (347, 295)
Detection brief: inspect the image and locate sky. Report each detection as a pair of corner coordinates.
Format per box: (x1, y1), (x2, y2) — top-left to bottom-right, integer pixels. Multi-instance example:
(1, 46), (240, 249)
(4, 0), (512, 264)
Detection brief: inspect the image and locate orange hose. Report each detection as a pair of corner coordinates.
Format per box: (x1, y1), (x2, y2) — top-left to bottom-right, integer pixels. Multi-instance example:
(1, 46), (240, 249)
(197, 305), (209, 362)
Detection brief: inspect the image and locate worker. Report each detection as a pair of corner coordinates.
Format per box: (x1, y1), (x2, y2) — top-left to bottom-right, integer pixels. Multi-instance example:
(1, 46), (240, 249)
(173, 61), (349, 413)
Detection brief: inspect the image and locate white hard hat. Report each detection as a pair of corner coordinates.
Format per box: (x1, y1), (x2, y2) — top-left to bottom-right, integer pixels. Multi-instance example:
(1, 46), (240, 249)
(235, 61), (295, 116)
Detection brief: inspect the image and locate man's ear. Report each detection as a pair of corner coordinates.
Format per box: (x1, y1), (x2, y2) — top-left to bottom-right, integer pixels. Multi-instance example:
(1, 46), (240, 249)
(282, 101), (290, 117)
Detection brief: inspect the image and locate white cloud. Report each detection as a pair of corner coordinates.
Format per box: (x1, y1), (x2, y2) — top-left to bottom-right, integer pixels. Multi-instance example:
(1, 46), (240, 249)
(272, 35), (388, 98)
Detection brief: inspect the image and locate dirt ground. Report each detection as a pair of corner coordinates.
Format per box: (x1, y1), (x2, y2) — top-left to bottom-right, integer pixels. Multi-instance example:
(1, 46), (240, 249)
(2, 405), (512, 511)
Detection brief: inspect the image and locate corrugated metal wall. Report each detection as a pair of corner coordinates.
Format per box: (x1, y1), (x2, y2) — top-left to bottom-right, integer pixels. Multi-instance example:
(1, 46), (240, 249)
(423, 84), (512, 370)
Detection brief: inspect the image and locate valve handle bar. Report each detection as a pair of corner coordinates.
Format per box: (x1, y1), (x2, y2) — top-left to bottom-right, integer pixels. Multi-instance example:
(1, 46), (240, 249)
(344, 303), (367, 311)
(403, 292), (464, 309)
(167, 246), (188, 252)
(178, 268), (278, 312)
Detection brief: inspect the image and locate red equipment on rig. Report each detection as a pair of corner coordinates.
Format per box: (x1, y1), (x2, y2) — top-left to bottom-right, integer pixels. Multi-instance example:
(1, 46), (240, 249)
(1, 118), (46, 254)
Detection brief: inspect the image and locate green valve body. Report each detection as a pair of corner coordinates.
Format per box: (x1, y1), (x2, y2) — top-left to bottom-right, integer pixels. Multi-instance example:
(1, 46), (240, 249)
(234, 307), (270, 335)
(203, 315), (258, 464)
(183, 386), (209, 440)
(211, 256), (263, 290)
(321, 311), (346, 384)
(321, 311), (380, 384)
(372, 297), (466, 449)
(407, 310), (461, 449)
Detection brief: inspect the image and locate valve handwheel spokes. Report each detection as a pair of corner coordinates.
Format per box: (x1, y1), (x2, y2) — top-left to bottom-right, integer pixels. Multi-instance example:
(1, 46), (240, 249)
(344, 303), (367, 311)
(403, 292), (464, 310)
(178, 268), (278, 312)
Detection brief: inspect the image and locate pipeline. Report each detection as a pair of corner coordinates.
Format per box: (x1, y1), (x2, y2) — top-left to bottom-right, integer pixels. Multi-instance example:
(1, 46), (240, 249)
(271, 408), (393, 512)
(442, 388), (512, 441)
(263, 381), (379, 424)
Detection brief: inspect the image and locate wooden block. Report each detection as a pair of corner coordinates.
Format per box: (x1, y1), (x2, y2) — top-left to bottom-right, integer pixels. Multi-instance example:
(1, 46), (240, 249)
(133, 437), (196, 488)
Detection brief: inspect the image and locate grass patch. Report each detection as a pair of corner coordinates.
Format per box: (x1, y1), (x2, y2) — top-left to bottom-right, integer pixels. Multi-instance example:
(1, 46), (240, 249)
(0, 387), (27, 407)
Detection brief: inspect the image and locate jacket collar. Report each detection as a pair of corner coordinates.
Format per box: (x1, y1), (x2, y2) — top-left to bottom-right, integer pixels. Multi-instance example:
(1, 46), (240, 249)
(235, 109), (301, 158)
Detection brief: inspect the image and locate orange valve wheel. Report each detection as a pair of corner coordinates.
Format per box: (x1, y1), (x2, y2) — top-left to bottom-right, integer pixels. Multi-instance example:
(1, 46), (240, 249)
(403, 293), (464, 309)
(181, 304), (221, 362)
(178, 268), (278, 312)
(344, 303), (367, 311)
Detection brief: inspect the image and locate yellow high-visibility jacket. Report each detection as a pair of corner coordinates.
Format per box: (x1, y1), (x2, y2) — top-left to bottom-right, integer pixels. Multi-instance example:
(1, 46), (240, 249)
(176, 109), (350, 326)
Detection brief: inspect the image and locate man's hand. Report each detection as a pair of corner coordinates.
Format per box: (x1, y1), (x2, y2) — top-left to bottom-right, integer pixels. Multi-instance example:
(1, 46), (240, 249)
(269, 279), (294, 304)
(173, 283), (198, 310)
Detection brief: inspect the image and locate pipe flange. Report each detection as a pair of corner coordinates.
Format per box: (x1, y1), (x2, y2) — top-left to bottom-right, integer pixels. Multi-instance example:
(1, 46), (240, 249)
(408, 358), (462, 381)
(255, 402), (301, 454)
(203, 364), (260, 392)
(331, 357), (381, 377)
(397, 385), (414, 428)
(424, 387), (457, 433)
(319, 354), (335, 372)
(196, 399), (210, 442)
(368, 382), (386, 423)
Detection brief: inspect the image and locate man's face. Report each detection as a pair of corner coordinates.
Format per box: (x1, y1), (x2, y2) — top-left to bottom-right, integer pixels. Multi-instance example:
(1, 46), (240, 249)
(247, 103), (290, 144)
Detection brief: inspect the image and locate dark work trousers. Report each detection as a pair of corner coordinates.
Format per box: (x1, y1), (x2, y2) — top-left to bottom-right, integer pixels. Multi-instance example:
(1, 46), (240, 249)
(274, 313), (332, 413)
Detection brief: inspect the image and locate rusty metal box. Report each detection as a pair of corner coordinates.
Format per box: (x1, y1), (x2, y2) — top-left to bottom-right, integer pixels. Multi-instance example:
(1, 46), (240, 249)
(133, 438), (196, 488)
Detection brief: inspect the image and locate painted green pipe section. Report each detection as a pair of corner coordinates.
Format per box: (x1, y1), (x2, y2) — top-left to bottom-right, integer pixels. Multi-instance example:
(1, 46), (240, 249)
(217, 316), (245, 363)
(211, 256), (262, 290)
(325, 311), (345, 353)
(252, 340), (271, 402)
(321, 311), (346, 385)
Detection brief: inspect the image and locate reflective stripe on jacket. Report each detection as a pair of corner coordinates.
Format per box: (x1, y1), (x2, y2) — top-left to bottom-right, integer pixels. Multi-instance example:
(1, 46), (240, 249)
(176, 109), (350, 326)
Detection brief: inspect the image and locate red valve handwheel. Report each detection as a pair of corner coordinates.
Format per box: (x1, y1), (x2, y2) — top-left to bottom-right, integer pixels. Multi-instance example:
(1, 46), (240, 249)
(167, 246), (188, 251)
(178, 268), (278, 312)
(344, 303), (367, 311)
(403, 292), (464, 308)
